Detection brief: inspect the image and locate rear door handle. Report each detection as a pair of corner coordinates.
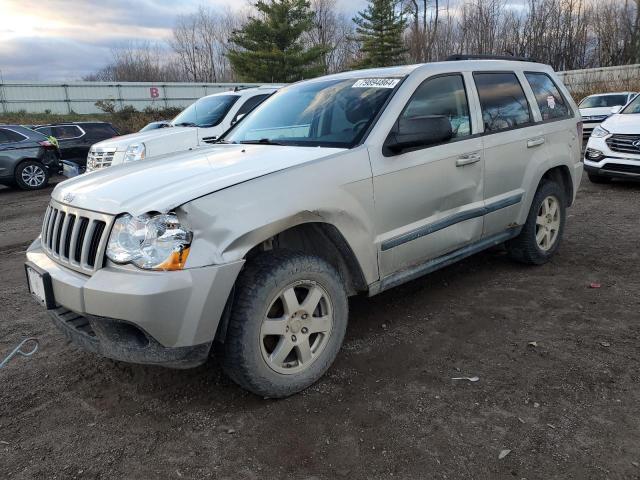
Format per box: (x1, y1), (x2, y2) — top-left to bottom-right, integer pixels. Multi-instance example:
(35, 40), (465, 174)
(456, 152), (481, 167)
(527, 137), (545, 148)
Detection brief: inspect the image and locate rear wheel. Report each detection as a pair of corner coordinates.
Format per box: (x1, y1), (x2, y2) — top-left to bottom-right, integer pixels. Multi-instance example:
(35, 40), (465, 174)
(506, 180), (566, 265)
(15, 160), (49, 190)
(588, 173), (611, 184)
(222, 250), (348, 398)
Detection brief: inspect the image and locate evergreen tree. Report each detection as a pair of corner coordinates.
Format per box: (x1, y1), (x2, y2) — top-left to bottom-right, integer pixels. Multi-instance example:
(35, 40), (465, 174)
(353, 0), (407, 68)
(227, 0), (327, 82)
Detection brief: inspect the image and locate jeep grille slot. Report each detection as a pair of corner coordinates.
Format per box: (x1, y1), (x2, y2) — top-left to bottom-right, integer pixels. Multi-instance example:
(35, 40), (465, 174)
(41, 201), (114, 275)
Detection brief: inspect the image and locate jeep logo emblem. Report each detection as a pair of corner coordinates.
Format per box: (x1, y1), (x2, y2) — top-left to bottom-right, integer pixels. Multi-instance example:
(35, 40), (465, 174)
(63, 192), (75, 203)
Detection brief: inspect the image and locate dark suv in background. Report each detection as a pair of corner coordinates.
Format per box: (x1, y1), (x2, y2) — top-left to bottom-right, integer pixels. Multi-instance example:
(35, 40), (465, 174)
(32, 122), (118, 173)
(0, 125), (60, 190)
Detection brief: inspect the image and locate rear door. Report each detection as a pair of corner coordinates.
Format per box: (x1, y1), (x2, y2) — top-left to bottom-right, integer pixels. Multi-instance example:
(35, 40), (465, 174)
(522, 71), (578, 183)
(474, 71), (543, 237)
(52, 125), (86, 161)
(370, 73), (484, 277)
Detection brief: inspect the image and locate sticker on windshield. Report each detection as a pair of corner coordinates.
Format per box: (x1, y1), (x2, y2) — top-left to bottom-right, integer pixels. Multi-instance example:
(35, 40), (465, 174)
(352, 78), (400, 89)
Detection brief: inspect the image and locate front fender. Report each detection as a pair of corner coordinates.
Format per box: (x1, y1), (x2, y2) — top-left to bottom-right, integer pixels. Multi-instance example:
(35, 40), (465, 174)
(179, 147), (379, 285)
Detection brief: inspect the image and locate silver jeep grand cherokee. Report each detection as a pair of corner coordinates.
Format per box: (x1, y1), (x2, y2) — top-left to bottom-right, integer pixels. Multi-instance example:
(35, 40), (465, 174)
(25, 58), (583, 397)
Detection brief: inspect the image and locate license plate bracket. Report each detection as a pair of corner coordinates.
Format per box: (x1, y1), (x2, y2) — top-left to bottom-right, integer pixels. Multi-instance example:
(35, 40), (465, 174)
(24, 261), (56, 309)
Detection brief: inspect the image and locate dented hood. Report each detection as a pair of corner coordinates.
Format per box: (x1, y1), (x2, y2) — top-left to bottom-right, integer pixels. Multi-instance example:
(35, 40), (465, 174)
(52, 144), (345, 216)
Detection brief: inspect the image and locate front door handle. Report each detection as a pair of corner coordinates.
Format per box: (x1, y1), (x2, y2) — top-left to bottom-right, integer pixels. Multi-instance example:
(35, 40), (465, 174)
(527, 137), (546, 148)
(456, 152), (481, 167)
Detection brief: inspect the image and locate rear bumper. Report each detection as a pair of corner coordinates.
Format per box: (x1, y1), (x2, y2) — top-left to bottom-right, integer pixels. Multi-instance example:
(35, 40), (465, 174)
(26, 237), (244, 367)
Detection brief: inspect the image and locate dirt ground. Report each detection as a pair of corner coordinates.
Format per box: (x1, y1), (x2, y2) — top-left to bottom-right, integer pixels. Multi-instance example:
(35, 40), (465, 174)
(1, 175), (639, 480)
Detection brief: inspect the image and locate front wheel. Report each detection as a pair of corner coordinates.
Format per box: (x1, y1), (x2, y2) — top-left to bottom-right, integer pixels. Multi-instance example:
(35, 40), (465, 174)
(506, 180), (566, 265)
(222, 250), (348, 398)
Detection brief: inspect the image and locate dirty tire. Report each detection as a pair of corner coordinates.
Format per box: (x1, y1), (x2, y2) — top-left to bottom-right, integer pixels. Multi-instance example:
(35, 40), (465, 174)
(588, 173), (611, 184)
(222, 250), (348, 398)
(15, 160), (49, 190)
(506, 180), (566, 265)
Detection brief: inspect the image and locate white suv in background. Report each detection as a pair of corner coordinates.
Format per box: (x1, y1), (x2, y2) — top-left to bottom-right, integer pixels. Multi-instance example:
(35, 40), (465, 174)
(86, 86), (281, 171)
(578, 92), (637, 145)
(584, 94), (640, 183)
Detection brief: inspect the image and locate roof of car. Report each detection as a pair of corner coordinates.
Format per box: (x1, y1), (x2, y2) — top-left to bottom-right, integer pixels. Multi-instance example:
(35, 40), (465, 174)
(585, 92), (637, 97)
(34, 121), (115, 128)
(202, 85), (283, 100)
(307, 59), (554, 84)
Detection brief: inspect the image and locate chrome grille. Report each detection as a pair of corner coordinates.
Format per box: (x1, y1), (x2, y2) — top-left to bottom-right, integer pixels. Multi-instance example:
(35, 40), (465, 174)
(86, 148), (116, 171)
(606, 134), (640, 155)
(41, 201), (114, 274)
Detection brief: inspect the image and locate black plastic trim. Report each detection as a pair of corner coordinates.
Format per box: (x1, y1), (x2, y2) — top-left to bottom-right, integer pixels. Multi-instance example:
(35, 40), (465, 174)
(381, 193), (523, 251)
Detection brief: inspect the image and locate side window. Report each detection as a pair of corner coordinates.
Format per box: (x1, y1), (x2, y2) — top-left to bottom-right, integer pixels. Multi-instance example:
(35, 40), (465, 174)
(53, 125), (83, 139)
(233, 94), (270, 123)
(474, 72), (532, 132)
(401, 75), (472, 138)
(86, 124), (117, 138)
(0, 128), (27, 143)
(35, 126), (53, 137)
(524, 72), (570, 121)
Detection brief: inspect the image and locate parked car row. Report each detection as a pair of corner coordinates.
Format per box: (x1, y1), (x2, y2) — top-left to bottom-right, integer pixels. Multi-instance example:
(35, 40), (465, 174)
(86, 85), (281, 172)
(578, 91), (638, 144)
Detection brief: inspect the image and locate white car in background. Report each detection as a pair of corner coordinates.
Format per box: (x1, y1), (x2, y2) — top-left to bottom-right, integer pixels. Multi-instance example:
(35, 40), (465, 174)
(578, 92), (637, 144)
(584, 93), (640, 183)
(86, 86), (281, 171)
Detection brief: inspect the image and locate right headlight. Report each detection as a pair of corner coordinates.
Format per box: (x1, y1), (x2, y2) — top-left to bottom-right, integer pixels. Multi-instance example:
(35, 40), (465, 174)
(123, 143), (146, 163)
(106, 212), (192, 271)
(590, 125), (610, 138)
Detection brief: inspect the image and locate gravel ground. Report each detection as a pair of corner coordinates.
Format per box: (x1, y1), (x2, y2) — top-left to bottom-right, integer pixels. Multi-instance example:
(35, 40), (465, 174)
(1, 175), (639, 480)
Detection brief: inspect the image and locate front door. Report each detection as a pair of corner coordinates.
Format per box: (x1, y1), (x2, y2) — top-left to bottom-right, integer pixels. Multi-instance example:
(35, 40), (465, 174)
(369, 73), (485, 278)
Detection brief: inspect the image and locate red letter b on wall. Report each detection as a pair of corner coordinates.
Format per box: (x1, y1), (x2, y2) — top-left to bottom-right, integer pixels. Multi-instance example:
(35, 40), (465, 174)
(150, 87), (160, 98)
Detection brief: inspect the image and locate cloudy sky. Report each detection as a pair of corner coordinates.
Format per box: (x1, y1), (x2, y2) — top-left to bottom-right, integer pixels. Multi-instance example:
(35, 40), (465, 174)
(0, 0), (367, 81)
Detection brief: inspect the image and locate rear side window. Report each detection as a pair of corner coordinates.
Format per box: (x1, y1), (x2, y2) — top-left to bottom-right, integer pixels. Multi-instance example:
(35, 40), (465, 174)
(0, 128), (28, 144)
(233, 94), (271, 123)
(525, 73), (570, 120)
(86, 123), (118, 138)
(474, 72), (532, 133)
(53, 125), (84, 139)
(34, 126), (53, 137)
(401, 75), (471, 138)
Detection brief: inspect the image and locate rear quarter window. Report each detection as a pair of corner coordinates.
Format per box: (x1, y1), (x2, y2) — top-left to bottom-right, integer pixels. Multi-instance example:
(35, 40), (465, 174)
(85, 124), (118, 138)
(53, 125), (84, 139)
(0, 128), (28, 144)
(524, 72), (571, 120)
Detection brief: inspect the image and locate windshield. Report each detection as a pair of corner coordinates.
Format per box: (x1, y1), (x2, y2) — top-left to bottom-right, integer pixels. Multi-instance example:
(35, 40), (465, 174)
(579, 94), (628, 109)
(223, 78), (401, 148)
(621, 95), (640, 114)
(171, 95), (240, 128)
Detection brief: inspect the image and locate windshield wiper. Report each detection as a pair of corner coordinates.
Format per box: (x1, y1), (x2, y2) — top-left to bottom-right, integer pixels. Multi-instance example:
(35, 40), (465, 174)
(173, 122), (197, 127)
(239, 138), (285, 146)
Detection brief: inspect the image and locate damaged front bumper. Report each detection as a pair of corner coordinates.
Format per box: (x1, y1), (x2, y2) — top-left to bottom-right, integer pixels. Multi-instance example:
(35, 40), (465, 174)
(26, 237), (244, 368)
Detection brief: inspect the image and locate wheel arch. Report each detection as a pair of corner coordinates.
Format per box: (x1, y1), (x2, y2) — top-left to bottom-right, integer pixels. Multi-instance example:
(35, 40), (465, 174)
(242, 221), (369, 296)
(540, 165), (574, 207)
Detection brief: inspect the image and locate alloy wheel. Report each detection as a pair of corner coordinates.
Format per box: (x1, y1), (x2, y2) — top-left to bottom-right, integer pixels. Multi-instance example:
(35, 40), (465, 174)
(21, 165), (46, 188)
(536, 195), (561, 251)
(260, 281), (333, 375)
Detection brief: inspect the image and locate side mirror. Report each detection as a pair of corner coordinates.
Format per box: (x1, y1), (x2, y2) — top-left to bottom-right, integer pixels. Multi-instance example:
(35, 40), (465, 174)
(610, 105), (622, 114)
(385, 115), (453, 154)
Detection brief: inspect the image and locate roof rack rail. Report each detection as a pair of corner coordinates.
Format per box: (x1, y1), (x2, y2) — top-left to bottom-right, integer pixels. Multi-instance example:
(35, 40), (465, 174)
(446, 54), (537, 63)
